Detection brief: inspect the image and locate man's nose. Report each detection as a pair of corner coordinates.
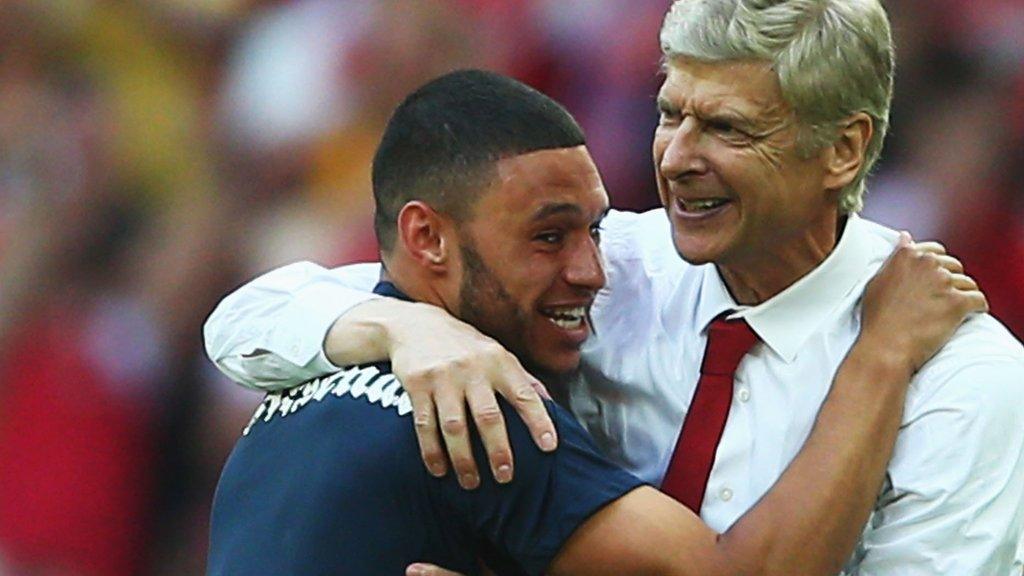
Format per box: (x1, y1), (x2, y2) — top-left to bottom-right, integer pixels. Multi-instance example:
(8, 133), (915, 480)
(659, 117), (709, 182)
(565, 236), (606, 292)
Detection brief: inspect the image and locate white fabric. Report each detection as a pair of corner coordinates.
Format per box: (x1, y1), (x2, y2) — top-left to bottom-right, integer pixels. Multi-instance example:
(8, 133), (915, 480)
(204, 261), (382, 385)
(203, 210), (1024, 574)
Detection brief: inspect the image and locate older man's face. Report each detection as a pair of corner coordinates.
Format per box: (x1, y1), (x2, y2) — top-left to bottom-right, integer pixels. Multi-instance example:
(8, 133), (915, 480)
(653, 57), (838, 272)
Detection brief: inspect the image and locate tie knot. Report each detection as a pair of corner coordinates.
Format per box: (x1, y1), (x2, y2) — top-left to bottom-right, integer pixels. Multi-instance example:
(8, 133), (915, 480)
(702, 318), (758, 376)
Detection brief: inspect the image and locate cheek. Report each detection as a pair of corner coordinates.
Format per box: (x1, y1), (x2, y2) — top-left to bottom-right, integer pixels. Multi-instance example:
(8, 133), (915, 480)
(750, 142), (787, 171)
(652, 130), (670, 169)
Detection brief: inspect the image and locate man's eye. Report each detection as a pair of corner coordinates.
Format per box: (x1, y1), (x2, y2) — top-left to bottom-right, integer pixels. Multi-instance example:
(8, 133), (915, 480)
(589, 224), (603, 244)
(708, 120), (747, 138)
(535, 232), (563, 245)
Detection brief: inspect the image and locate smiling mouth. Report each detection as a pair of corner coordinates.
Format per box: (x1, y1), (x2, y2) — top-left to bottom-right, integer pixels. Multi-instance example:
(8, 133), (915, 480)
(540, 305), (587, 330)
(677, 197), (731, 213)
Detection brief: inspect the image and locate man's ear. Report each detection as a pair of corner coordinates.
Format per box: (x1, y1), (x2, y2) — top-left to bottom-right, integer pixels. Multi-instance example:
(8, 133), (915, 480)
(396, 201), (453, 272)
(823, 112), (873, 191)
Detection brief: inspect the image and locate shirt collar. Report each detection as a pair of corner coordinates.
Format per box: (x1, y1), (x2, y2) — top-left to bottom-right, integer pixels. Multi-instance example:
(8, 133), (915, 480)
(695, 214), (880, 362)
(373, 280), (414, 303)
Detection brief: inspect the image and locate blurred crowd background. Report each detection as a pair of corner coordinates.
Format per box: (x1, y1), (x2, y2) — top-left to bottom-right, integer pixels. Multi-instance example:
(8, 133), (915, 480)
(0, 0), (1021, 574)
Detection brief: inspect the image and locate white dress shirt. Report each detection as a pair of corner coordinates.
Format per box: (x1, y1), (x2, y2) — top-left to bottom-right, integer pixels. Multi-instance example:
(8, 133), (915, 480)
(204, 210), (1024, 574)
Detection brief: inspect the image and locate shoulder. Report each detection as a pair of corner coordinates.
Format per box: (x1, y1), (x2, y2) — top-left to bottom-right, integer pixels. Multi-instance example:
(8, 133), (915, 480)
(892, 316), (1024, 484)
(594, 208), (702, 317)
(602, 208), (679, 272)
(908, 314), (1024, 416)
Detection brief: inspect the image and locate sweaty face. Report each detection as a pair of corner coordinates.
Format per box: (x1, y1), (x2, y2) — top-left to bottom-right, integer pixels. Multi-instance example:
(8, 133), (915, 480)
(455, 146), (609, 376)
(653, 58), (837, 274)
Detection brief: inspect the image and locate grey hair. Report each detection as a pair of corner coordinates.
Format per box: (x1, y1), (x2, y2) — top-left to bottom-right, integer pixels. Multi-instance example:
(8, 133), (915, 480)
(660, 0), (895, 213)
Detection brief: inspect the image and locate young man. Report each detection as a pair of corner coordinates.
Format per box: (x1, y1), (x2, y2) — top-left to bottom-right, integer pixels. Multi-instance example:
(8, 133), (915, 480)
(207, 70), (985, 575)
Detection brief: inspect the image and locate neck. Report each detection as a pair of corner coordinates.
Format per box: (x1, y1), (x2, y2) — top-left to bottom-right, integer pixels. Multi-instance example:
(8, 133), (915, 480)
(380, 266), (453, 312)
(718, 215), (847, 305)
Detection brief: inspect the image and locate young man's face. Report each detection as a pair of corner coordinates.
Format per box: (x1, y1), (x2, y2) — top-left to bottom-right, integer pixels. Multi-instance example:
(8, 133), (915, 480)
(454, 146), (609, 377)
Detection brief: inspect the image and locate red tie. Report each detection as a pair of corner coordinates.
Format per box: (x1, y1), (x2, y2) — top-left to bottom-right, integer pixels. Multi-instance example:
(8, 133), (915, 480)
(661, 317), (758, 513)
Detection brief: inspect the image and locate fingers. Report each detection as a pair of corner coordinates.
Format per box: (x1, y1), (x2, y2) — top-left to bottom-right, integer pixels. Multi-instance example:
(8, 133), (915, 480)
(961, 290), (990, 315)
(911, 240), (946, 255)
(896, 230), (913, 248)
(948, 272), (978, 292)
(532, 379), (553, 401)
(410, 391), (447, 478)
(465, 383), (513, 484)
(407, 563), (466, 576)
(495, 355), (558, 453)
(435, 387), (479, 490)
(933, 254), (965, 275)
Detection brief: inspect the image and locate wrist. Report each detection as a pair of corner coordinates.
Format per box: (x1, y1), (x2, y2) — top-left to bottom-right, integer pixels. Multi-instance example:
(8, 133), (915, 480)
(379, 300), (451, 355)
(324, 297), (415, 366)
(845, 333), (915, 388)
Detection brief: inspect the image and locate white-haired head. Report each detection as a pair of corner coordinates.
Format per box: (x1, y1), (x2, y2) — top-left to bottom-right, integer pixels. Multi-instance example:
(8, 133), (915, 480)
(660, 0), (895, 213)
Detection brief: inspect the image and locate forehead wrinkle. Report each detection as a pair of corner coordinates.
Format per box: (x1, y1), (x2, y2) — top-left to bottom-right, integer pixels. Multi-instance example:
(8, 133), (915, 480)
(662, 59), (791, 117)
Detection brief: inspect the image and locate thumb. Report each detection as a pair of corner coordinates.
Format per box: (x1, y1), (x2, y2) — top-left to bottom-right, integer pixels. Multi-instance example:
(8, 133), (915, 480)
(897, 230), (913, 249)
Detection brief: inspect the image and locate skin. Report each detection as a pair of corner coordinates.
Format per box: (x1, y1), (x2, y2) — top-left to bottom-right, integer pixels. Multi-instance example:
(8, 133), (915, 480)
(382, 145), (609, 488)
(453, 149), (608, 378)
(654, 57), (871, 303)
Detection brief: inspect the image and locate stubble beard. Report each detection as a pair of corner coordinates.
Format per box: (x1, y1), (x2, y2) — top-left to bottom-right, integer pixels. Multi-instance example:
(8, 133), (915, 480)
(456, 240), (572, 385)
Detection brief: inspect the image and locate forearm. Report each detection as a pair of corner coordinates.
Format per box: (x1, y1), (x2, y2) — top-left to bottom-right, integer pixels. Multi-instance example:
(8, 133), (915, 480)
(202, 261), (381, 389)
(323, 297), (439, 366)
(715, 340), (910, 575)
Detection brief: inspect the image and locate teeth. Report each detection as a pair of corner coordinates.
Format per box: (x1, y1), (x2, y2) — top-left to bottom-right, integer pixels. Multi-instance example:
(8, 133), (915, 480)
(542, 306), (587, 330)
(681, 198), (728, 212)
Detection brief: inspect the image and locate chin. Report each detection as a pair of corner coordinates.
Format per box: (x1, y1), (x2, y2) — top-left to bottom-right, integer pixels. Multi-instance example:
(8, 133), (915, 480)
(670, 229), (738, 266)
(526, 351), (582, 380)
(672, 239), (721, 265)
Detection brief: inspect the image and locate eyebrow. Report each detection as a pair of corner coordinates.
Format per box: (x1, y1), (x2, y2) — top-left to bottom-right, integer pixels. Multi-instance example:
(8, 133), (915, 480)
(531, 203), (610, 223)
(658, 96), (761, 128)
(531, 202), (585, 221)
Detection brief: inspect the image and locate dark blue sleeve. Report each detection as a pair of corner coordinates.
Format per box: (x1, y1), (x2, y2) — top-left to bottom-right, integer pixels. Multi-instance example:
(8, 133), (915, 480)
(433, 399), (646, 576)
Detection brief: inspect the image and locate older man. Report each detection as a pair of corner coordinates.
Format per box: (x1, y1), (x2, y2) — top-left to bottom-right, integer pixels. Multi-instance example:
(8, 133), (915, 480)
(205, 0), (1024, 573)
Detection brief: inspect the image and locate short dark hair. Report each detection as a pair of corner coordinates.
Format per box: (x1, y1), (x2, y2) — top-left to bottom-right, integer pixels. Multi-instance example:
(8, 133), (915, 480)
(372, 69), (586, 253)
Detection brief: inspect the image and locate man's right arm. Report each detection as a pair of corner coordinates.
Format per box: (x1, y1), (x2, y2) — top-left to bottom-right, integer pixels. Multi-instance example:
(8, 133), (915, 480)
(204, 261), (382, 389)
(203, 259), (558, 486)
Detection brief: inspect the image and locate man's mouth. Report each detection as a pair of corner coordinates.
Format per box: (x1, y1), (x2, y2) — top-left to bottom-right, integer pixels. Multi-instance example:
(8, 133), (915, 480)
(540, 305), (588, 330)
(677, 197), (731, 213)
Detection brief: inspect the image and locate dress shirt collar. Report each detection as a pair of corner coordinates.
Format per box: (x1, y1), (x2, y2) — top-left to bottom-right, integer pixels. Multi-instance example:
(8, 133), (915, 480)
(696, 214), (877, 362)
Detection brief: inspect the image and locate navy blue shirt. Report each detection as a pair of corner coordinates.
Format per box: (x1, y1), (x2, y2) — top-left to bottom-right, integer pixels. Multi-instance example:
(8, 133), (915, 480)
(207, 282), (644, 576)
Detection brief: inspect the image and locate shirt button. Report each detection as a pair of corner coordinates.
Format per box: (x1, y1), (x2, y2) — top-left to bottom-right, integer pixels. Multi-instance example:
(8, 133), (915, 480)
(737, 388), (750, 402)
(719, 487), (733, 502)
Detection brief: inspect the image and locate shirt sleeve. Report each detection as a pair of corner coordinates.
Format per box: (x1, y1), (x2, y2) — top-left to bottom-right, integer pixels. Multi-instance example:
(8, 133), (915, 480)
(848, 355), (1024, 575)
(435, 399), (646, 576)
(203, 261), (383, 390)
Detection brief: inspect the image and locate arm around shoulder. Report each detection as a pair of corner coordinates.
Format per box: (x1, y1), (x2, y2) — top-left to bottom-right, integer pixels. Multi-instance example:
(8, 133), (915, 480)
(203, 261), (382, 389)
